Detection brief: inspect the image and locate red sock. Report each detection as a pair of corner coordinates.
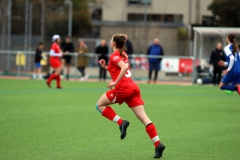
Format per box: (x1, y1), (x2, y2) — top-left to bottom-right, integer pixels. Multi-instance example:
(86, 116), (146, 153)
(102, 106), (123, 126)
(47, 74), (57, 83)
(56, 75), (61, 87)
(146, 123), (160, 147)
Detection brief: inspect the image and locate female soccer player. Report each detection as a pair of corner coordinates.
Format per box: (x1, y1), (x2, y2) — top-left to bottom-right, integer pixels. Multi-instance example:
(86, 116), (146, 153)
(218, 33), (240, 94)
(96, 33), (165, 158)
(46, 35), (62, 89)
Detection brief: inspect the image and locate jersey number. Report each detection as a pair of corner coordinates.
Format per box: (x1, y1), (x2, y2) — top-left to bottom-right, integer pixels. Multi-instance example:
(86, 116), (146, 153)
(125, 63), (131, 77)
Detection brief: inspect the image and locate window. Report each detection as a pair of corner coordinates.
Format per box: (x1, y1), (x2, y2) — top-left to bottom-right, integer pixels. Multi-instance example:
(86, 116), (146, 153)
(128, 0), (151, 5)
(127, 13), (183, 23)
(128, 14), (144, 21)
(202, 16), (214, 26)
(91, 9), (102, 20)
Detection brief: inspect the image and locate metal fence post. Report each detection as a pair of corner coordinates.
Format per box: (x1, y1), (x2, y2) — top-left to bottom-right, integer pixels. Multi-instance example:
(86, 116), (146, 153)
(17, 52), (21, 79)
(66, 0), (72, 37)
(6, 0), (12, 71)
(192, 31), (198, 84)
(24, 0), (29, 71)
(28, 3), (33, 72)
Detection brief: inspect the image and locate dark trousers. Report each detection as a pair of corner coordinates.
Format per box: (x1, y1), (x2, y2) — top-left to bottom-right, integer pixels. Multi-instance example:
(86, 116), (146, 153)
(77, 67), (85, 77)
(99, 67), (107, 81)
(149, 70), (158, 80)
(213, 67), (222, 85)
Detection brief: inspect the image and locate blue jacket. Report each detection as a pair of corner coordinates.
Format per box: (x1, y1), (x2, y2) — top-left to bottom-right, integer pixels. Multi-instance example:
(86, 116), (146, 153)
(147, 44), (164, 62)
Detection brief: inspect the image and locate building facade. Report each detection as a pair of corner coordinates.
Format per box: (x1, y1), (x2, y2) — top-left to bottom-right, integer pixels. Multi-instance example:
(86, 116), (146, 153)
(89, 0), (214, 54)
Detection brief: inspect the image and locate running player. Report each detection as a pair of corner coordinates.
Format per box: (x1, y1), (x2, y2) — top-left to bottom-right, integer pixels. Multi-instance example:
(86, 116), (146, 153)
(218, 34), (240, 94)
(96, 33), (165, 158)
(46, 35), (62, 89)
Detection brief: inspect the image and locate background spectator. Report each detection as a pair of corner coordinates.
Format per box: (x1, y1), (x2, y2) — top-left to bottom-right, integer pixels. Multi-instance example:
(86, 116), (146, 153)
(77, 40), (89, 81)
(95, 39), (109, 81)
(33, 42), (44, 79)
(124, 34), (133, 67)
(209, 42), (225, 86)
(147, 38), (164, 84)
(61, 36), (74, 80)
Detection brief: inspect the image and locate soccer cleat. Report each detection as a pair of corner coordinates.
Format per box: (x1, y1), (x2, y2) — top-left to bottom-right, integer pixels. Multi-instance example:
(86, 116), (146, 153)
(153, 143), (165, 159)
(57, 86), (62, 89)
(224, 90), (232, 95)
(119, 120), (130, 139)
(46, 82), (51, 88)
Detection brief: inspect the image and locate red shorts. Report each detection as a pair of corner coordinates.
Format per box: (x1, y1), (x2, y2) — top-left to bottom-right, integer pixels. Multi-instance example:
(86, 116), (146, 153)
(106, 82), (144, 107)
(50, 57), (61, 69)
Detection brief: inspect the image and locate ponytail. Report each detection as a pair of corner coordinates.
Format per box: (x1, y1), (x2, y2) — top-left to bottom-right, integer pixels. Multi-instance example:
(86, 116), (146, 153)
(233, 39), (237, 54)
(228, 33), (238, 54)
(119, 35), (127, 58)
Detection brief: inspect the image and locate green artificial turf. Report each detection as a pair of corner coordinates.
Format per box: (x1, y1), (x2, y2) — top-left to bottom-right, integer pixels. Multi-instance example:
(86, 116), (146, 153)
(0, 79), (239, 160)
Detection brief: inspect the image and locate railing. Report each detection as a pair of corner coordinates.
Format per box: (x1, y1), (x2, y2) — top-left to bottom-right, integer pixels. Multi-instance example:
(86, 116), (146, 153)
(0, 50), (196, 83)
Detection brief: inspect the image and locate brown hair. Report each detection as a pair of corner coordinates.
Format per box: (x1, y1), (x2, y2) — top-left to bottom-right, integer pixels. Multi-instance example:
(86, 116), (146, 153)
(113, 34), (127, 58)
(228, 33), (237, 53)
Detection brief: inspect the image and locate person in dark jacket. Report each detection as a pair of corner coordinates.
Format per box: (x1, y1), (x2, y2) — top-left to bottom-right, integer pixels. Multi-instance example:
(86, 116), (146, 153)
(95, 39), (109, 81)
(61, 36), (74, 80)
(33, 42), (44, 79)
(209, 42), (225, 85)
(147, 38), (164, 84)
(124, 34), (133, 67)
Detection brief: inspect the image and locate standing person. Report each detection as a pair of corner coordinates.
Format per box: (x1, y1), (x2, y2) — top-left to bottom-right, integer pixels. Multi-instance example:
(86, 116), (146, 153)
(209, 42), (225, 85)
(124, 34), (133, 67)
(46, 35), (62, 89)
(147, 38), (164, 84)
(61, 36), (74, 80)
(218, 33), (240, 94)
(77, 40), (88, 81)
(95, 39), (109, 81)
(97, 33), (165, 158)
(33, 42), (44, 80)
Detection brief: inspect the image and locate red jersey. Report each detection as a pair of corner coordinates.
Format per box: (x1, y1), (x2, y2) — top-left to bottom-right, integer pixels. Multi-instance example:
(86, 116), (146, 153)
(50, 42), (61, 60)
(108, 50), (133, 89)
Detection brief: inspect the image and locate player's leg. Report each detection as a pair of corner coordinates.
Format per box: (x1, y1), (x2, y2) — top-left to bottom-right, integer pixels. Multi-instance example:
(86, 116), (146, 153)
(213, 68), (217, 85)
(61, 58), (65, 78)
(131, 105), (165, 158)
(219, 73), (235, 91)
(33, 67), (37, 79)
(103, 68), (107, 82)
(148, 70), (152, 83)
(46, 61), (62, 88)
(236, 77), (240, 94)
(126, 84), (164, 158)
(37, 67), (43, 79)
(217, 68), (222, 85)
(55, 67), (62, 88)
(66, 64), (70, 80)
(96, 91), (129, 139)
(154, 62), (160, 84)
(65, 56), (71, 80)
(148, 62), (153, 83)
(99, 66), (102, 81)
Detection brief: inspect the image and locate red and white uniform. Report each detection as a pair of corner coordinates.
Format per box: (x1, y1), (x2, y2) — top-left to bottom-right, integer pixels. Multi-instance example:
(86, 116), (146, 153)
(49, 42), (62, 69)
(106, 50), (144, 107)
